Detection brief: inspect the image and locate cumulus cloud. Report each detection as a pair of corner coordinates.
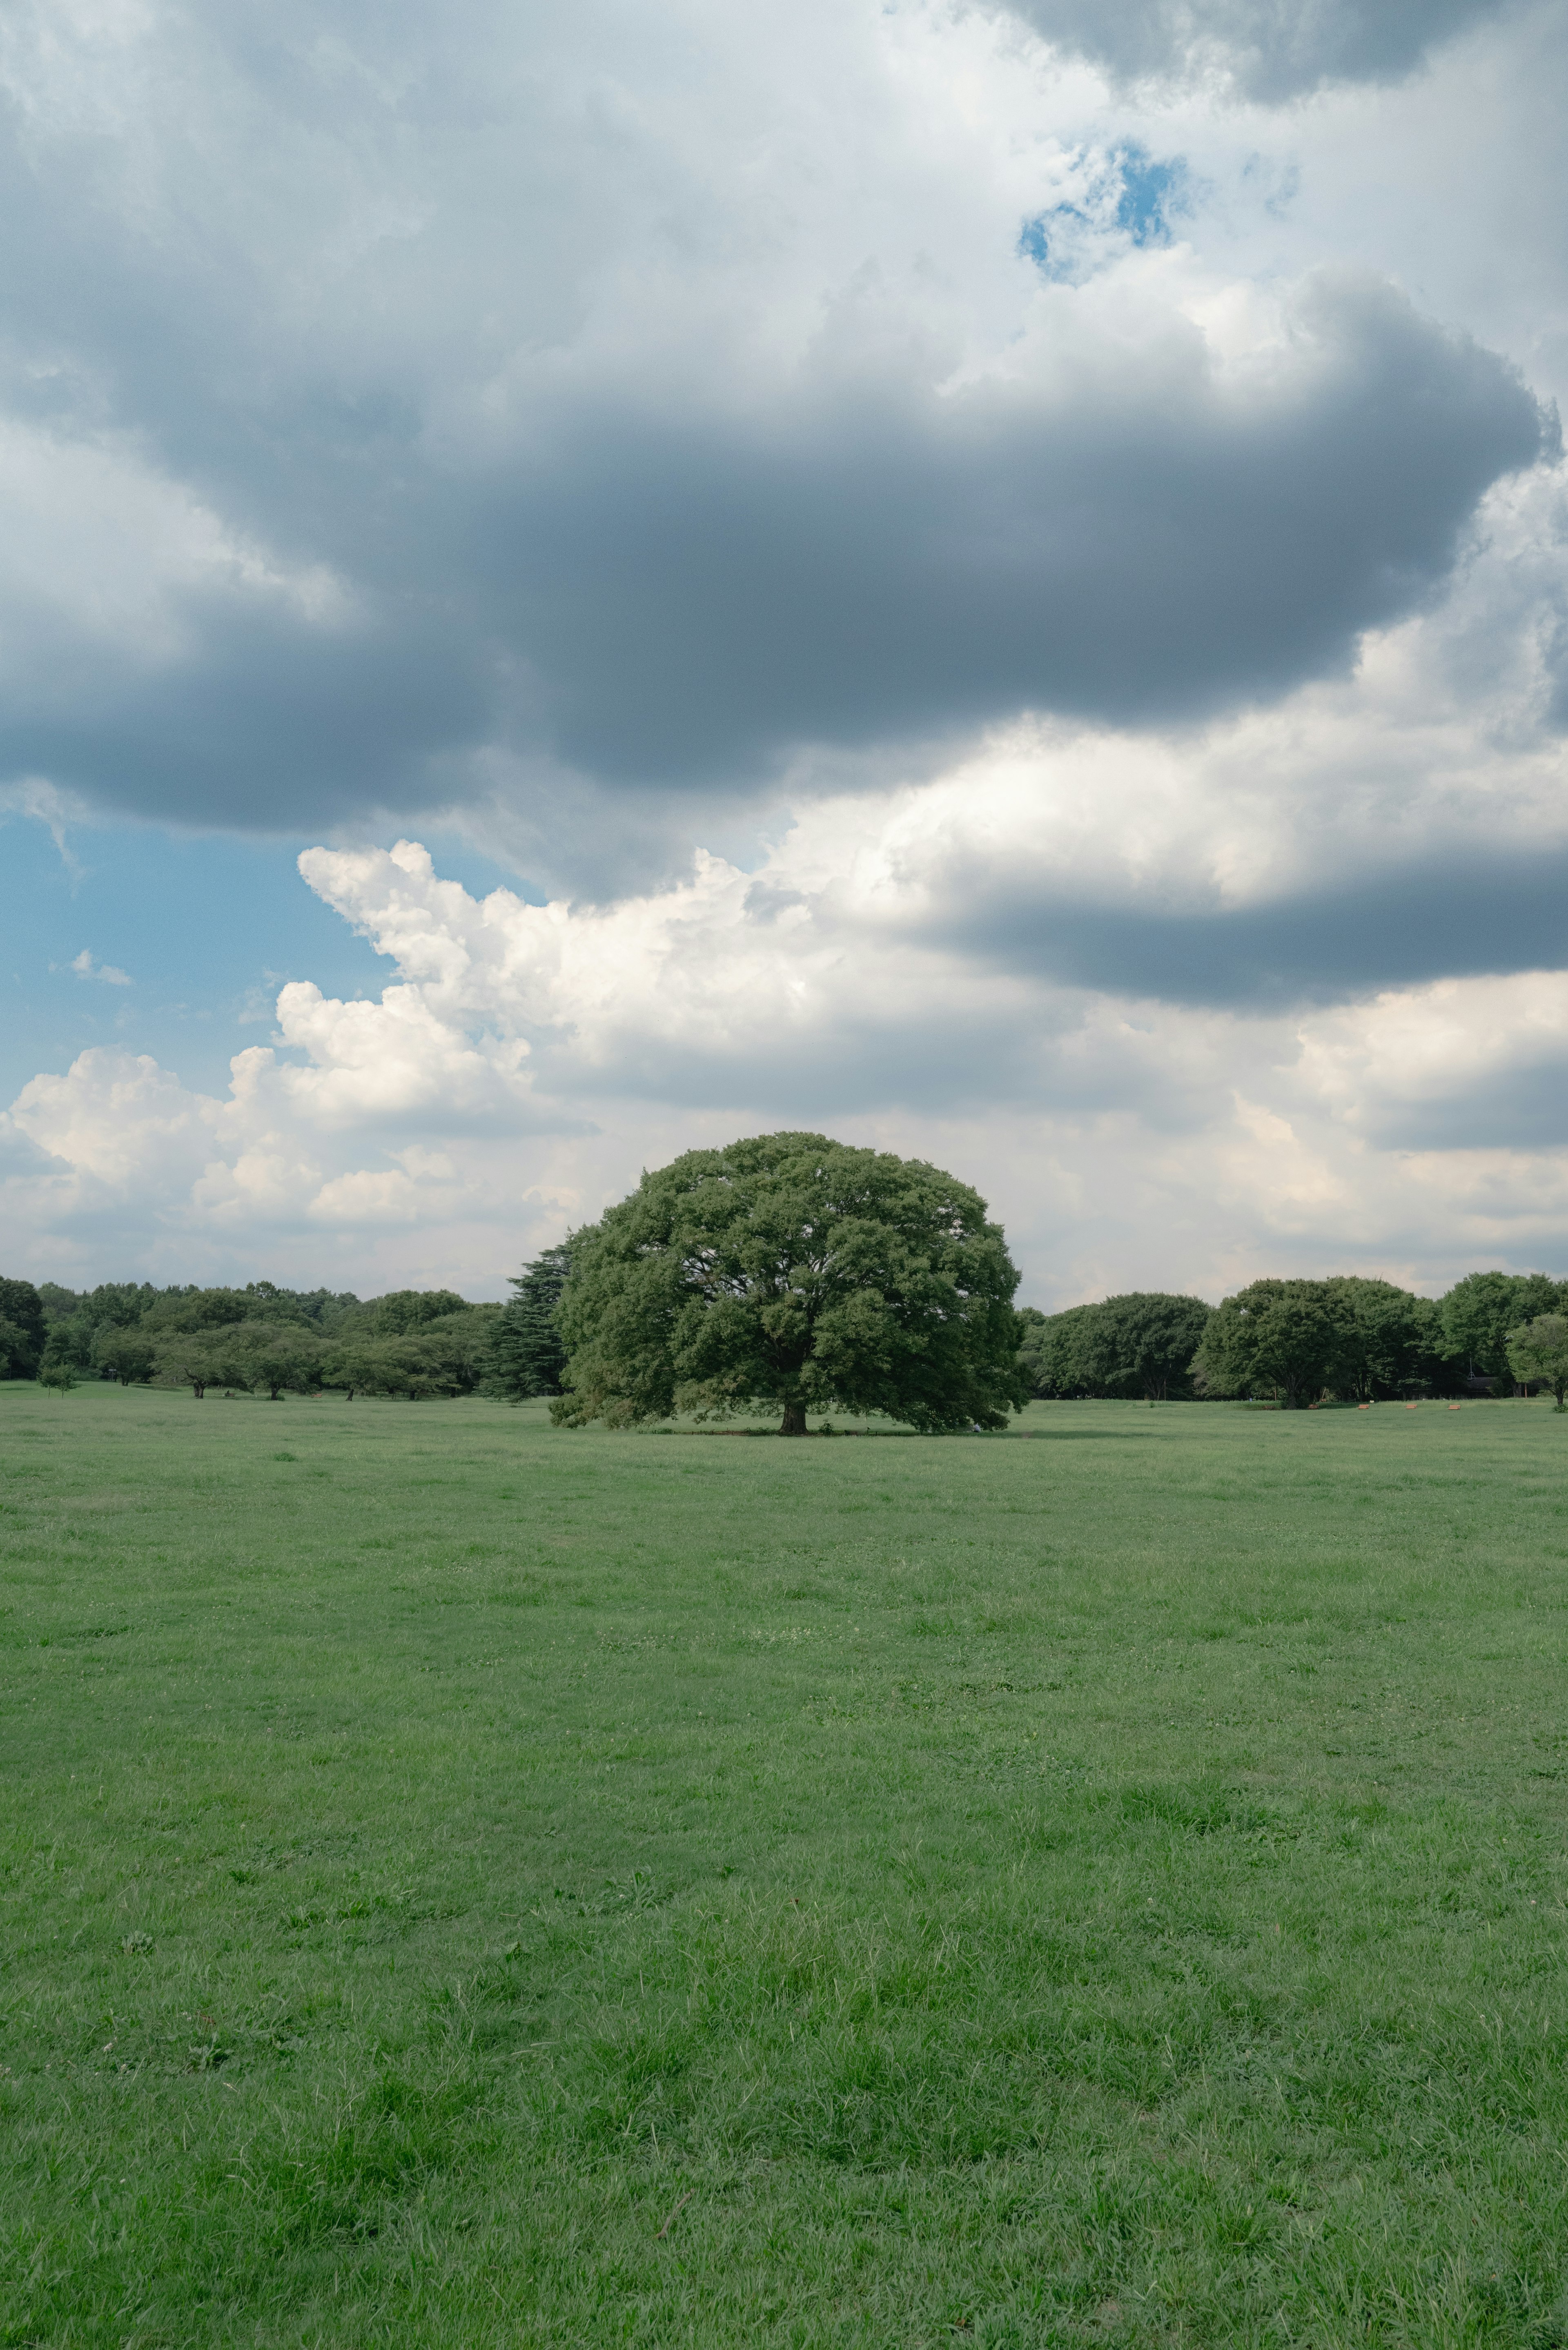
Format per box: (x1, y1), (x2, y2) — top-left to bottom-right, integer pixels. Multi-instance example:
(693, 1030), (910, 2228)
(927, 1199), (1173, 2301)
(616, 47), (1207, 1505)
(4, 831), (1566, 1298)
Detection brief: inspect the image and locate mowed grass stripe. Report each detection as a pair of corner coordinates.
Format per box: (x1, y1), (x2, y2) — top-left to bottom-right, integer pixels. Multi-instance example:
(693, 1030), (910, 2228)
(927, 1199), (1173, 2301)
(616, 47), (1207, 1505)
(2, 1384), (1566, 2346)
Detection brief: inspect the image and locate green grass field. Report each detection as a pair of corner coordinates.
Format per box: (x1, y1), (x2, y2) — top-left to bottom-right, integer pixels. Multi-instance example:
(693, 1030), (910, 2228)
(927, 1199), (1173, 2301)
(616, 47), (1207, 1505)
(3, 1383), (1568, 2348)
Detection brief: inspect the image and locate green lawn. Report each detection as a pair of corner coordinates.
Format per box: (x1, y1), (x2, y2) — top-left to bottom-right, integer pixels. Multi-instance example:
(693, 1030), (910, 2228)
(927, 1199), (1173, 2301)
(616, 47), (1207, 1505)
(3, 1383), (1567, 2348)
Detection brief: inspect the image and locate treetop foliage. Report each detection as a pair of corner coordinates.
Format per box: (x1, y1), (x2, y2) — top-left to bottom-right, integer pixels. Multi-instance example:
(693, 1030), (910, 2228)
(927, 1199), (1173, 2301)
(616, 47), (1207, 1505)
(552, 1133), (1028, 1433)
(489, 1244), (573, 1401)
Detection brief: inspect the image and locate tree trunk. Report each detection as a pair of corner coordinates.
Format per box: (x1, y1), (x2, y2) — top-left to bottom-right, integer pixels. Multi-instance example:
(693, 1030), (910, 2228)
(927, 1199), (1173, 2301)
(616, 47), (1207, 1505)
(779, 1399), (808, 1436)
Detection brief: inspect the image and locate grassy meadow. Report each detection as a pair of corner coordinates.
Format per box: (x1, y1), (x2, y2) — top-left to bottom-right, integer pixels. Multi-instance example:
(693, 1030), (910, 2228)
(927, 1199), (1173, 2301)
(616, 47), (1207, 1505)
(3, 1381), (1568, 2347)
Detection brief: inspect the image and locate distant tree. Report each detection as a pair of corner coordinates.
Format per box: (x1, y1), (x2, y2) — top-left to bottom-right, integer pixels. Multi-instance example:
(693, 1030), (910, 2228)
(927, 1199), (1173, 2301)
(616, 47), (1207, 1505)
(241, 1280), (310, 1320)
(322, 1332), (467, 1399)
(424, 1307), (502, 1394)
(144, 1287), (275, 1335)
(1325, 1277), (1445, 1401)
(89, 1325), (157, 1386)
(299, 1289), (363, 1336)
(1507, 1315), (1568, 1411)
(154, 1330), (252, 1399)
(488, 1244), (572, 1399)
(218, 1321), (323, 1401)
(1192, 1279), (1345, 1408)
(0, 1316), (35, 1379)
(372, 1288), (470, 1336)
(1018, 1304), (1107, 1397)
(1094, 1292), (1212, 1401)
(553, 1134), (1028, 1434)
(36, 1359), (76, 1395)
(0, 1278), (46, 1377)
(320, 1342), (378, 1401)
(1439, 1272), (1556, 1384)
(80, 1283), (160, 1334)
(1016, 1306), (1047, 1391)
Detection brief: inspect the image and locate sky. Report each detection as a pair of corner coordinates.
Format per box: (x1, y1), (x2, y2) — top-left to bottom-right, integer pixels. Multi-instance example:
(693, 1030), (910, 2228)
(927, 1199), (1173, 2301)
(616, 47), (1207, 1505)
(1, 0), (1566, 1306)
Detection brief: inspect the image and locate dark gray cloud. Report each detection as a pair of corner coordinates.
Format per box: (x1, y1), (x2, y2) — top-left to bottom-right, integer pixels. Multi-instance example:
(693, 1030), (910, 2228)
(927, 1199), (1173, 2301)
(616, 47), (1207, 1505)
(936, 841), (1568, 1009)
(0, 261), (1546, 827)
(997, 0), (1513, 100)
(487, 279), (1546, 784)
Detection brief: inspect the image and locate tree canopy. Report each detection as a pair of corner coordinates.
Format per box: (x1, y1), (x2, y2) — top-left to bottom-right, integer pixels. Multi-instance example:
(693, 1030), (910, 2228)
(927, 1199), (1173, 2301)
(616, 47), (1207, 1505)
(1439, 1271), (1566, 1381)
(1018, 1293), (1210, 1401)
(1508, 1314), (1568, 1411)
(1324, 1276), (1443, 1401)
(0, 1278), (46, 1378)
(1192, 1279), (1345, 1408)
(488, 1244), (572, 1400)
(552, 1134), (1028, 1433)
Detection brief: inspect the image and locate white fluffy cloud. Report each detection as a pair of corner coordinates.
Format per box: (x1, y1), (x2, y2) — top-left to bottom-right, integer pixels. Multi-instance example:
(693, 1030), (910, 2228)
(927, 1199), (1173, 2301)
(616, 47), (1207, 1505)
(5, 796), (1567, 1297)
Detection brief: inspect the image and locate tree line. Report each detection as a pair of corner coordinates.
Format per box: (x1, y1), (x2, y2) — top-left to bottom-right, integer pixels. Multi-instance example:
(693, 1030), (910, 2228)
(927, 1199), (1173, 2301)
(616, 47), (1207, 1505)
(1021, 1272), (1568, 1408)
(0, 1259), (570, 1402)
(3, 1140), (1566, 1417)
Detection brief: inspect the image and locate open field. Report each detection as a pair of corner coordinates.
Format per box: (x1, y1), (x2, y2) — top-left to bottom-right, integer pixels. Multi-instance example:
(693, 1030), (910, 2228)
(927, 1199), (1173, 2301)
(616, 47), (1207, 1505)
(3, 1385), (1568, 2348)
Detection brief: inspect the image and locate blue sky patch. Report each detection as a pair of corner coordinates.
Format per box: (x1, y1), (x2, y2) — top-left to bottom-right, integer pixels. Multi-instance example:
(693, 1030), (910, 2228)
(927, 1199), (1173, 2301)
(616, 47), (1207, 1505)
(1114, 145), (1188, 245)
(1019, 147), (1187, 279)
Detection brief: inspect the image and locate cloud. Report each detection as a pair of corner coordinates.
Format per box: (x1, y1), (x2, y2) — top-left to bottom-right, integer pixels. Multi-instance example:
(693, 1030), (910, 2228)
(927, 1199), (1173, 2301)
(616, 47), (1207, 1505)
(0, 0), (1550, 863)
(0, 0), (1564, 1306)
(68, 948), (131, 986)
(994, 0), (1514, 100)
(5, 833), (1566, 1301)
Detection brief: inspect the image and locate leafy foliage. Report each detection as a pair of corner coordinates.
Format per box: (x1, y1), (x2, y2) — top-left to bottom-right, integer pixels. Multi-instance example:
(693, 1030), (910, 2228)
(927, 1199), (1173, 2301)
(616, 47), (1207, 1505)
(487, 1244), (572, 1400)
(1439, 1270), (1568, 1382)
(1507, 1313), (1568, 1410)
(553, 1133), (1028, 1433)
(90, 1325), (158, 1386)
(1018, 1293), (1210, 1400)
(0, 1277), (46, 1377)
(372, 1289), (470, 1336)
(1192, 1279), (1346, 1408)
(324, 1310), (499, 1400)
(1323, 1276), (1446, 1400)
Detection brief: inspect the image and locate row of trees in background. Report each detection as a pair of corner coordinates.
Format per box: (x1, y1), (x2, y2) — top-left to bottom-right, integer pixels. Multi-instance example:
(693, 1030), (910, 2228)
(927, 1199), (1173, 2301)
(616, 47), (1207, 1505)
(4, 1231), (1566, 1417)
(1022, 1271), (1568, 1408)
(0, 1275), (511, 1400)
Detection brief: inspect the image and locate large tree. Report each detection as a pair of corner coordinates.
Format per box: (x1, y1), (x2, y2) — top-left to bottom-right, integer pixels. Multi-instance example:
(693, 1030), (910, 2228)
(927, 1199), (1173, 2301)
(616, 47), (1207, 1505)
(552, 1134), (1028, 1434)
(488, 1244), (573, 1399)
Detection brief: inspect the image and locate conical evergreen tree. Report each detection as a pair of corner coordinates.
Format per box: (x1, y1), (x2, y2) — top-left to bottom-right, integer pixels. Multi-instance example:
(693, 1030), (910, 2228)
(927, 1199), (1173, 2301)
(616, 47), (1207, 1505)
(487, 1243), (572, 1398)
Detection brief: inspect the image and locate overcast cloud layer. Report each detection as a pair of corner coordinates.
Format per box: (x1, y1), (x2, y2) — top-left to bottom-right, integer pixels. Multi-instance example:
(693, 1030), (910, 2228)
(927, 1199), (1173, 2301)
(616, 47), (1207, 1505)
(1, 0), (1566, 1299)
